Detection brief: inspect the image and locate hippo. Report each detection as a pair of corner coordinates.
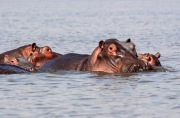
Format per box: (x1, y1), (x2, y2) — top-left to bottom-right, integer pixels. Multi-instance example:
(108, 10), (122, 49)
(29, 45), (62, 68)
(40, 39), (153, 73)
(3, 54), (36, 72)
(138, 52), (161, 66)
(0, 43), (38, 64)
(0, 64), (30, 74)
(0, 43), (62, 70)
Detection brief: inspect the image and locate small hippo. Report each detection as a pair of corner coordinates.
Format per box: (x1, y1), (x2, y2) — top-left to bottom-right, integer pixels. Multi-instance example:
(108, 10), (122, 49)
(138, 52), (161, 66)
(29, 46), (62, 68)
(3, 54), (36, 71)
(0, 43), (38, 64)
(0, 43), (62, 70)
(40, 39), (153, 73)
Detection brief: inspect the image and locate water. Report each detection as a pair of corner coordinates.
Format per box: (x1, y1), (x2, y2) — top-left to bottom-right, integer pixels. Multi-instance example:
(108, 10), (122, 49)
(0, 0), (180, 117)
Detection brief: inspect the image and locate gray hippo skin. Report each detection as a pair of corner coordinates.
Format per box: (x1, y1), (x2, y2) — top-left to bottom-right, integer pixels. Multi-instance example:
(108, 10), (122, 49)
(0, 64), (30, 74)
(3, 54), (36, 72)
(40, 39), (153, 73)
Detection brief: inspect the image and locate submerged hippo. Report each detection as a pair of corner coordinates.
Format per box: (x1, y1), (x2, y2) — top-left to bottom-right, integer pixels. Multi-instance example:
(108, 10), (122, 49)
(29, 45), (62, 68)
(0, 64), (30, 74)
(138, 52), (161, 66)
(0, 43), (38, 64)
(0, 43), (62, 71)
(40, 39), (153, 73)
(3, 54), (36, 71)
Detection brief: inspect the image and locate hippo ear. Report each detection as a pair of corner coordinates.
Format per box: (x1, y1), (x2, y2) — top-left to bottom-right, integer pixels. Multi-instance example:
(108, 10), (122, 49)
(99, 40), (105, 49)
(155, 52), (161, 58)
(32, 43), (37, 52)
(125, 38), (131, 43)
(146, 53), (150, 57)
(4, 55), (10, 62)
(144, 53), (150, 60)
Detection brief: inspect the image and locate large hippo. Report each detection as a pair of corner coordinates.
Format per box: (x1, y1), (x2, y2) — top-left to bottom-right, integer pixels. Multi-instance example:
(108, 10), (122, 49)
(138, 52), (161, 66)
(0, 64), (30, 74)
(40, 39), (153, 73)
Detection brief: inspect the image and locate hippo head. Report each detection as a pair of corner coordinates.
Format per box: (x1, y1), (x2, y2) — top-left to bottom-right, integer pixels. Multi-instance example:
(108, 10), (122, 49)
(28, 46), (54, 68)
(91, 39), (152, 73)
(22, 43), (40, 58)
(39, 46), (54, 59)
(138, 52), (161, 66)
(4, 54), (36, 71)
(30, 45), (54, 59)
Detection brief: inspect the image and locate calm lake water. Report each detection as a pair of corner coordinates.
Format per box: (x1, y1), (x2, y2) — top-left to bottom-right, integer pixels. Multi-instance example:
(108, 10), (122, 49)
(0, 0), (180, 117)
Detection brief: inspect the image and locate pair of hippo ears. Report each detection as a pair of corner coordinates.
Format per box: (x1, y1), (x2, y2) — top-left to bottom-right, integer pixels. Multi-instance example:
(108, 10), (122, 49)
(138, 52), (161, 58)
(147, 52), (161, 58)
(98, 38), (132, 47)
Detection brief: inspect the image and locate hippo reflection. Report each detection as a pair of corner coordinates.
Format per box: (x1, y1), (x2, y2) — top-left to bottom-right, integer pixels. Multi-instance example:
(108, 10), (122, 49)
(40, 39), (153, 73)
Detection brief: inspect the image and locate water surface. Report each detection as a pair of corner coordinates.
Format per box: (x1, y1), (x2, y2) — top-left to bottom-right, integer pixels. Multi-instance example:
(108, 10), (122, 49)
(0, 0), (180, 117)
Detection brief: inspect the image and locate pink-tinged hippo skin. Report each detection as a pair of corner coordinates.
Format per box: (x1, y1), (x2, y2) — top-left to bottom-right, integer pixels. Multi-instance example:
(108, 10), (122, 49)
(138, 52), (161, 66)
(0, 43), (62, 70)
(0, 43), (38, 64)
(3, 54), (36, 71)
(29, 46), (62, 68)
(40, 39), (154, 73)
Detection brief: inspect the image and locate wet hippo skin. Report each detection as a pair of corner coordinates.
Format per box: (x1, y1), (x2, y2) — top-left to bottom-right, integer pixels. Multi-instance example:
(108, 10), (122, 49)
(3, 54), (36, 71)
(0, 64), (31, 74)
(118, 38), (138, 57)
(0, 43), (62, 72)
(40, 39), (154, 73)
(138, 52), (161, 66)
(0, 43), (38, 64)
(29, 45), (62, 68)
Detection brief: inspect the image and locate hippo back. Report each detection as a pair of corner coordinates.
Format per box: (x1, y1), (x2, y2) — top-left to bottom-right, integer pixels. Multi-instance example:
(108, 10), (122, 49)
(39, 53), (90, 72)
(0, 64), (30, 74)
